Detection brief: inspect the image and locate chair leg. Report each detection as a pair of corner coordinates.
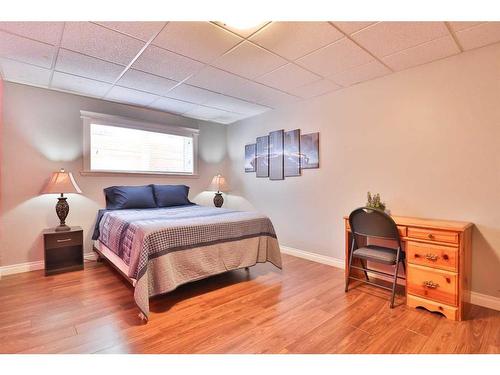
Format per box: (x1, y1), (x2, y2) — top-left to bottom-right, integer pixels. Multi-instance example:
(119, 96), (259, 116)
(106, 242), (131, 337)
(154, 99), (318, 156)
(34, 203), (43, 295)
(345, 247), (355, 293)
(360, 259), (369, 281)
(390, 250), (401, 308)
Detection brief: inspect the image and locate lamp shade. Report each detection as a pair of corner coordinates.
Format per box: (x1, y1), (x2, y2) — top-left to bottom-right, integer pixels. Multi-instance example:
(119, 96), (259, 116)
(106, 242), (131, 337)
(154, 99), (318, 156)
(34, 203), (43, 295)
(209, 174), (229, 192)
(42, 168), (82, 194)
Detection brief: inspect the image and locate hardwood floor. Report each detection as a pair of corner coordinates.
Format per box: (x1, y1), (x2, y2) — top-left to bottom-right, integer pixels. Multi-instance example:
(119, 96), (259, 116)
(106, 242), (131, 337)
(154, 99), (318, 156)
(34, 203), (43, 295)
(0, 254), (498, 354)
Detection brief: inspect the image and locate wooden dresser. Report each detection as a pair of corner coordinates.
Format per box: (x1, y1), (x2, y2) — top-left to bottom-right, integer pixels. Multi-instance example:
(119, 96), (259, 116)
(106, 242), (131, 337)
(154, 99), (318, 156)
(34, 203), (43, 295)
(344, 215), (473, 321)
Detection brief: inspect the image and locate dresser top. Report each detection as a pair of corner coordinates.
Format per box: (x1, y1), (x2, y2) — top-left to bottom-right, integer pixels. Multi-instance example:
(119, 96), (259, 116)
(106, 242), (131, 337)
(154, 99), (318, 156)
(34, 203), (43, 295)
(344, 214), (473, 231)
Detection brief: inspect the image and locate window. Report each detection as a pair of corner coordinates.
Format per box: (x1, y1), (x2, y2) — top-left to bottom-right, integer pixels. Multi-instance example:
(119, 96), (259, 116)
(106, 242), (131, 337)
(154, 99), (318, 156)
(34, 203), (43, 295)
(82, 111), (198, 176)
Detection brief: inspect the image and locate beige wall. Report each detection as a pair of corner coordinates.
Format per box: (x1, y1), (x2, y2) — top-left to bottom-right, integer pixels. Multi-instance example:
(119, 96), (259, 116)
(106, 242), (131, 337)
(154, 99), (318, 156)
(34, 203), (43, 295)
(0, 83), (227, 266)
(226, 43), (500, 298)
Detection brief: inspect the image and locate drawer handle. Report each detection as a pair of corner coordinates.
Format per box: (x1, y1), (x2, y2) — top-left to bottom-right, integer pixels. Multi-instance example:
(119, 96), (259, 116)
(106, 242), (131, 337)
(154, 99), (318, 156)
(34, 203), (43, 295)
(425, 253), (439, 261)
(56, 238), (72, 243)
(427, 233), (435, 239)
(423, 280), (439, 289)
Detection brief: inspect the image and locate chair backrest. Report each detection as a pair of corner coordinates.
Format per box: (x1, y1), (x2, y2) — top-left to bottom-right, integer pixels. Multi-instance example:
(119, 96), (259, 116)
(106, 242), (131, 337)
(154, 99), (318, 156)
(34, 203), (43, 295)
(349, 207), (401, 243)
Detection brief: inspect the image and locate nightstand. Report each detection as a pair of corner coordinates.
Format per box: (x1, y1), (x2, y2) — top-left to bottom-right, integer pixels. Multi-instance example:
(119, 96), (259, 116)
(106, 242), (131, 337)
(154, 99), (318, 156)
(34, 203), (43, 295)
(43, 226), (83, 276)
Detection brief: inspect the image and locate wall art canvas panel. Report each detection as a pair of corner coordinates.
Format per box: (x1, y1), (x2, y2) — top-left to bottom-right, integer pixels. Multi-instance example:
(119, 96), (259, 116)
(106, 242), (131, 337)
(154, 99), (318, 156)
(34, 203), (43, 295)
(284, 129), (301, 177)
(300, 132), (319, 169)
(256, 135), (269, 177)
(244, 144), (256, 172)
(269, 129), (284, 180)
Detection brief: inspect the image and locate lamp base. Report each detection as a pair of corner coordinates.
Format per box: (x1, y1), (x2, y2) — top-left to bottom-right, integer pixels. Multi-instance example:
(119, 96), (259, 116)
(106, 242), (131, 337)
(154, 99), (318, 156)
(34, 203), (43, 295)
(55, 224), (71, 232)
(55, 196), (70, 229)
(213, 192), (224, 208)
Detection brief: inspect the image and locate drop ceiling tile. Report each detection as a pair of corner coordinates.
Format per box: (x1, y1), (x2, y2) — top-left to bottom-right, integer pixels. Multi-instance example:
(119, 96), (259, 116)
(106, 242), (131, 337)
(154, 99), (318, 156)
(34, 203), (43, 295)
(448, 22), (483, 32)
(0, 31), (55, 68)
(118, 69), (178, 96)
(165, 82), (267, 114)
(153, 22), (242, 63)
(332, 22), (376, 35)
(383, 36), (460, 71)
(0, 57), (52, 87)
(186, 65), (250, 94)
(51, 71), (111, 98)
(0, 22), (64, 45)
(105, 86), (159, 106)
(61, 22), (144, 65)
(212, 41), (287, 79)
(186, 65), (298, 107)
(165, 84), (220, 104)
(287, 79), (341, 99)
(185, 105), (244, 124)
(250, 22), (343, 60)
(213, 112), (247, 124)
(352, 22), (449, 57)
(132, 45), (204, 81)
(329, 60), (390, 87)
(256, 63), (321, 92)
(455, 22), (500, 51)
(95, 21), (166, 41)
(296, 38), (373, 77)
(214, 21), (270, 38)
(55, 49), (124, 83)
(148, 97), (198, 114)
(242, 83), (300, 108)
(203, 94), (270, 115)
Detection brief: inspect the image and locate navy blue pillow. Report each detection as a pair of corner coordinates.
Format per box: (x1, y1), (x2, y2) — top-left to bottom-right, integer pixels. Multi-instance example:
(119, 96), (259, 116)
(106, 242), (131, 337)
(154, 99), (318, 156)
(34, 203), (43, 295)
(152, 184), (191, 207)
(104, 185), (157, 210)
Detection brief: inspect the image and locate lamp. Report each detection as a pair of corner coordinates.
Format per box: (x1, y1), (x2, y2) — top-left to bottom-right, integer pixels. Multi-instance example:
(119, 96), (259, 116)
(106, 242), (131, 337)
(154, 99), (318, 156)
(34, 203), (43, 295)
(209, 174), (229, 208)
(42, 168), (82, 231)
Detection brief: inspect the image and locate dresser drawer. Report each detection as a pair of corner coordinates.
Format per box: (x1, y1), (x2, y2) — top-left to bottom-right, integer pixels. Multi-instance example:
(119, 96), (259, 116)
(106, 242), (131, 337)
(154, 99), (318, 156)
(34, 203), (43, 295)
(44, 231), (82, 249)
(407, 241), (458, 271)
(407, 264), (458, 306)
(407, 227), (459, 244)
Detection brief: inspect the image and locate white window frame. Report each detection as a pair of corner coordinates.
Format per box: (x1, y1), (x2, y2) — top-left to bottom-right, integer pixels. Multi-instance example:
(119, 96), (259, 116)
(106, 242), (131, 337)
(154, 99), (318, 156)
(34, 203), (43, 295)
(81, 110), (199, 177)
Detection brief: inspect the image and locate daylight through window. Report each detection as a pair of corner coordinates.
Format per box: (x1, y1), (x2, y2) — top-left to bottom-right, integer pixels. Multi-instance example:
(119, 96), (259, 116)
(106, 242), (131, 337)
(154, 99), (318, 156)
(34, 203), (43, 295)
(89, 123), (194, 174)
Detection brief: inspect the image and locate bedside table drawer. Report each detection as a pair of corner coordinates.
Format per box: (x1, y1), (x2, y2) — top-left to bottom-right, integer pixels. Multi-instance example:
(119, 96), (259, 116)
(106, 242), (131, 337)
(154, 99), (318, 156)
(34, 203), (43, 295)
(45, 231), (82, 249)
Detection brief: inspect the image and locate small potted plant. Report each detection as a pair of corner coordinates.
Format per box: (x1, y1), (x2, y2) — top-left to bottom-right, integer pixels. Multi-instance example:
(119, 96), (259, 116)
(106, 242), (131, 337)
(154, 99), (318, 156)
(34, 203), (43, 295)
(366, 192), (387, 213)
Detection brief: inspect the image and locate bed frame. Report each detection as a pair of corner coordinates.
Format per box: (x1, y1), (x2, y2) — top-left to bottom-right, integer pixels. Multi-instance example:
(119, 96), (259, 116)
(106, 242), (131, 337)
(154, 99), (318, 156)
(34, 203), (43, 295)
(93, 245), (134, 285)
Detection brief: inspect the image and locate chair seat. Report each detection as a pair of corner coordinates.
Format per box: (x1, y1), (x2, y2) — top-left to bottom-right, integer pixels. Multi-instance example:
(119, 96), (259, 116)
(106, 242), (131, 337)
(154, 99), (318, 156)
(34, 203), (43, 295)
(352, 245), (400, 265)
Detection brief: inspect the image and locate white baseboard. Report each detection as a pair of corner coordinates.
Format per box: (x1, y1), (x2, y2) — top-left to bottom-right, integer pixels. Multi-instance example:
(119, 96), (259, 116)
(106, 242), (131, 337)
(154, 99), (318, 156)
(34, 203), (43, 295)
(280, 245), (344, 269)
(469, 291), (500, 311)
(84, 252), (97, 261)
(0, 260), (45, 277)
(0, 252), (97, 277)
(280, 245), (500, 312)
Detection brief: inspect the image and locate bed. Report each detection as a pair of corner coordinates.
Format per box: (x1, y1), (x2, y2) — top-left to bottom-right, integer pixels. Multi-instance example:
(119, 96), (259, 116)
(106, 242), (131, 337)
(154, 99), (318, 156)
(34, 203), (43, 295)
(92, 204), (282, 321)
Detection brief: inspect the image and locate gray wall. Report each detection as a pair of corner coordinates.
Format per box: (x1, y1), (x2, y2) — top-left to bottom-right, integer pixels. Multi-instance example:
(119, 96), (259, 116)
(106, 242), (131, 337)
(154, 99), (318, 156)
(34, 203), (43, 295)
(225, 43), (500, 298)
(0, 82), (227, 266)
